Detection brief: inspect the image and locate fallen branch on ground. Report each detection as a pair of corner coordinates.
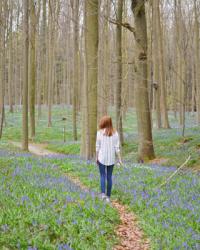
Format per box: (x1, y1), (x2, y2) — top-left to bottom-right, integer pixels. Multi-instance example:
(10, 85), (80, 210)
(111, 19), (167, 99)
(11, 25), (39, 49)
(159, 155), (191, 188)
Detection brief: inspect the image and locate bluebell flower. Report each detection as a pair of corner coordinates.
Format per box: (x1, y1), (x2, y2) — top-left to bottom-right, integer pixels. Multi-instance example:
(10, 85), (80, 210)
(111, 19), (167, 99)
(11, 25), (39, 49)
(56, 218), (62, 225)
(21, 195), (30, 203)
(58, 243), (73, 250)
(28, 247), (37, 250)
(1, 224), (9, 232)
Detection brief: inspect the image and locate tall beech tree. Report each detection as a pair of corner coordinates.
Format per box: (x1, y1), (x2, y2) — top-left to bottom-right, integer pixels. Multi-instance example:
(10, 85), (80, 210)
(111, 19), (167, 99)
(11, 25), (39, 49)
(115, 0), (124, 145)
(8, 0), (14, 113)
(132, 0), (155, 161)
(194, 0), (200, 124)
(152, 0), (170, 129)
(0, 0), (6, 139)
(29, 0), (37, 138)
(157, 1), (170, 128)
(22, 0), (29, 151)
(71, 0), (79, 141)
(82, 0), (99, 159)
(152, 0), (161, 129)
(38, 0), (47, 117)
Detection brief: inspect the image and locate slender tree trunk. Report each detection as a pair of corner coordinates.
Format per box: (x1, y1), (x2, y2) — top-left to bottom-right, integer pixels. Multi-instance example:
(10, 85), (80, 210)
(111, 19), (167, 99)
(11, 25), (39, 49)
(22, 0), (29, 151)
(132, 0), (155, 161)
(99, 0), (110, 117)
(194, 0), (200, 124)
(38, 0), (47, 118)
(146, 1), (153, 112)
(0, 0), (5, 139)
(72, 0), (79, 141)
(29, 0), (36, 138)
(157, 1), (170, 128)
(8, 3), (14, 113)
(121, 0), (129, 119)
(115, 0), (124, 145)
(47, 5), (54, 127)
(175, 0), (185, 126)
(15, 2), (21, 107)
(152, 0), (161, 129)
(83, 0), (98, 159)
(80, 43), (88, 157)
(192, 55), (196, 114)
(80, 16), (87, 157)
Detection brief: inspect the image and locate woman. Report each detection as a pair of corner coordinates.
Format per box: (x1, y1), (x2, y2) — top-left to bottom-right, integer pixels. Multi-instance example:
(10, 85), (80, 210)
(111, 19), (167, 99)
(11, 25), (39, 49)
(96, 116), (122, 202)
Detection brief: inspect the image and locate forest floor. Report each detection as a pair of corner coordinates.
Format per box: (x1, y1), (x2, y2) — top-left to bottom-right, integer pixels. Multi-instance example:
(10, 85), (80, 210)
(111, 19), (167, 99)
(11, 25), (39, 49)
(10, 141), (150, 250)
(1, 106), (200, 249)
(3, 106), (200, 170)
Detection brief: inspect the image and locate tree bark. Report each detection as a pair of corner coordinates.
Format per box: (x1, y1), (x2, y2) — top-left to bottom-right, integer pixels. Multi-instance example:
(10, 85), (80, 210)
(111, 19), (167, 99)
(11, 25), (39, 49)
(83, 0), (99, 159)
(29, 0), (36, 138)
(71, 0), (79, 141)
(38, 0), (47, 118)
(47, 1), (55, 127)
(152, 0), (161, 129)
(157, 1), (170, 128)
(194, 0), (200, 124)
(132, 0), (155, 161)
(0, 0), (5, 139)
(8, 2), (14, 113)
(22, 0), (29, 151)
(115, 0), (124, 145)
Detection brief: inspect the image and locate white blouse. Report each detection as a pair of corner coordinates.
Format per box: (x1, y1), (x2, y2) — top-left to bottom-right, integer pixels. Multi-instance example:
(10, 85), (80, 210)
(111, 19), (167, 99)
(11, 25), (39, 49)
(96, 129), (120, 166)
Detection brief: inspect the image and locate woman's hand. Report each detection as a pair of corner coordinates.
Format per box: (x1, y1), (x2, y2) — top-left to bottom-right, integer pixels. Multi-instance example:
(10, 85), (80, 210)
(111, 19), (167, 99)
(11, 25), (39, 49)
(96, 154), (99, 165)
(117, 160), (123, 167)
(116, 152), (123, 166)
(116, 159), (123, 167)
(119, 159), (123, 166)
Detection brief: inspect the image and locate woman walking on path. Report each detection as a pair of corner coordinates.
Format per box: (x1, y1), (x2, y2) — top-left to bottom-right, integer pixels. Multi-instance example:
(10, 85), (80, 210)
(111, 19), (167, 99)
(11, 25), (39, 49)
(96, 116), (123, 202)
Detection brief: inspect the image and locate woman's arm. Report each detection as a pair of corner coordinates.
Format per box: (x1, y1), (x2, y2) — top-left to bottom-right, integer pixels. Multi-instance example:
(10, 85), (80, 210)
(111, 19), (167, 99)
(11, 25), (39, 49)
(115, 132), (123, 165)
(96, 151), (99, 164)
(96, 131), (101, 163)
(116, 152), (122, 165)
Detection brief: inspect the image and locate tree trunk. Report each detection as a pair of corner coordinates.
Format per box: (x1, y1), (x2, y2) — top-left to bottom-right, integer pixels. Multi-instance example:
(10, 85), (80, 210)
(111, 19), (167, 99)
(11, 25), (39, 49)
(8, 3), (14, 113)
(29, 0), (36, 138)
(157, 1), (170, 128)
(132, 0), (155, 161)
(47, 2), (54, 127)
(99, 0), (110, 117)
(22, 0), (29, 151)
(115, 0), (124, 145)
(71, 0), (79, 141)
(152, 0), (161, 129)
(38, 0), (47, 118)
(194, 0), (200, 124)
(0, 0), (5, 139)
(80, 44), (88, 157)
(175, 0), (185, 126)
(146, 1), (153, 112)
(83, 0), (98, 159)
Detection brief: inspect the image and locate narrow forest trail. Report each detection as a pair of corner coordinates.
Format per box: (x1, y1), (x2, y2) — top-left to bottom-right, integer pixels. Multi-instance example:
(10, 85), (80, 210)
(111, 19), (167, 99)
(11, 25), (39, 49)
(10, 141), (150, 250)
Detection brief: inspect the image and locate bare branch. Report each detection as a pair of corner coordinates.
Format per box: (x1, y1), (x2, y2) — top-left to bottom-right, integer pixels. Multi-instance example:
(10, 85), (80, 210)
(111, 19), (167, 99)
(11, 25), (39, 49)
(108, 17), (136, 36)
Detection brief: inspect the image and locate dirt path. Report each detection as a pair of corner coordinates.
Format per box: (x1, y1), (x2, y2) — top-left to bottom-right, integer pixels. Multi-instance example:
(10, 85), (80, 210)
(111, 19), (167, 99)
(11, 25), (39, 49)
(10, 141), (150, 250)
(10, 141), (57, 156)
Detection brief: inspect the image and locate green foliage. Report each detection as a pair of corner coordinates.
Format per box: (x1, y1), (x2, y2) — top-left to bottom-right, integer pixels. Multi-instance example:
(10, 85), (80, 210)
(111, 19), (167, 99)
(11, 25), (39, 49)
(46, 143), (80, 155)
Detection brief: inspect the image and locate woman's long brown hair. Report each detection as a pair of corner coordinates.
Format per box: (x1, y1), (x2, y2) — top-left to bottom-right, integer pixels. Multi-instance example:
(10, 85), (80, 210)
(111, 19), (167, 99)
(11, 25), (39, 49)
(99, 116), (115, 136)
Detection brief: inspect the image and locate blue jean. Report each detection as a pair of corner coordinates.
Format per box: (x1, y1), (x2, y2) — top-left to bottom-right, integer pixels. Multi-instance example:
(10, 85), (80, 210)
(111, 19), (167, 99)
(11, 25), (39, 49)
(98, 161), (114, 197)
